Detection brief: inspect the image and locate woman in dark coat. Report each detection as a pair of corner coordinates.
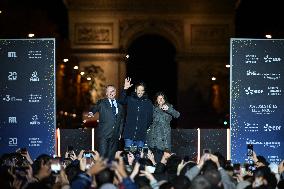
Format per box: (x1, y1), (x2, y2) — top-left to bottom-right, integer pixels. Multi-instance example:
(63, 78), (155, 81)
(146, 92), (180, 151)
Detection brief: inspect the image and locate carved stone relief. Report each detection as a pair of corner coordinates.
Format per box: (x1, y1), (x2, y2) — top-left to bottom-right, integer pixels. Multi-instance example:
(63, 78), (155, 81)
(119, 19), (184, 51)
(191, 24), (229, 45)
(74, 23), (113, 45)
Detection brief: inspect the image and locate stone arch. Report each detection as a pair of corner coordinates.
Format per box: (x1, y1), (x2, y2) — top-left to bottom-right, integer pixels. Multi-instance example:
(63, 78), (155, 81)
(124, 33), (178, 108)
(119, 19), (183, 52)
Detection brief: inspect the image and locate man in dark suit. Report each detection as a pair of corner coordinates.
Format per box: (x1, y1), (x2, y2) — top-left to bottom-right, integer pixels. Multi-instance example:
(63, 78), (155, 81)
(90, 85), (124, 159)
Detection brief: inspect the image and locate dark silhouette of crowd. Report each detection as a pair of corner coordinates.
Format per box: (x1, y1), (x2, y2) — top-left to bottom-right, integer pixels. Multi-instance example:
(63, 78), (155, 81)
(0, 147), (283, 189)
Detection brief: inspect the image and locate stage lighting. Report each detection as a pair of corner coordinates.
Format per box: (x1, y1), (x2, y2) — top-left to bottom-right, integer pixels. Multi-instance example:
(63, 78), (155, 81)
(28, 33), (35, 38)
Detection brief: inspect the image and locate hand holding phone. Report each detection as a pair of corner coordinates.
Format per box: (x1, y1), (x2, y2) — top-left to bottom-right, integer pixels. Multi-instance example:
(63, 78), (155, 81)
(247, 144), (253, 156)
(51, 158), (61, 174)
(83, 150), (93, 158)
(83, 151), (93, 169)
(20, 148), (27, 155)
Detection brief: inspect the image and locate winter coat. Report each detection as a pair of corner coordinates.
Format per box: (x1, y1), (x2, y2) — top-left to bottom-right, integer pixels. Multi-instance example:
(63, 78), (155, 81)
(119, 90), (153, 141)
(146, 104), (180, 150)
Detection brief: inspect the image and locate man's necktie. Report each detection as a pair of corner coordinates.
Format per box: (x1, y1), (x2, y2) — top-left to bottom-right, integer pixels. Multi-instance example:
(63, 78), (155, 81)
(111, 100), (116, 116)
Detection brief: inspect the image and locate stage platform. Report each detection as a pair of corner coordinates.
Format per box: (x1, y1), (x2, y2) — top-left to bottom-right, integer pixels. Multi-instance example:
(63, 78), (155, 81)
(57, 128), (230, 161)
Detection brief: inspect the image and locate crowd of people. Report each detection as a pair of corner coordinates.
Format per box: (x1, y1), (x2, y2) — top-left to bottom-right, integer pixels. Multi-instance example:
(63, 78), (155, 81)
(0, 147), (283, 189)
(1, 78), (283, 188)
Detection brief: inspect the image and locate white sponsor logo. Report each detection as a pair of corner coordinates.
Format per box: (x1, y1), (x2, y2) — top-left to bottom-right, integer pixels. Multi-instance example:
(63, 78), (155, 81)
(8, 72), (17, 81)
(8, 52), (17, 58)
(8, 117), (17, 123)
(9, 138), (18, 146)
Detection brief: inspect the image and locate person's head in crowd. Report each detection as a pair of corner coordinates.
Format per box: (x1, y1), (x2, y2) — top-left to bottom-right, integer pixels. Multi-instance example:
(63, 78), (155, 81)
(255, 156), (269, 168)
(0, 152), (32, 189)
(180, 161), (197, 176)
(224, 163), (234, 177)
(243, 175), (254, 183)
(213, 152), (226, 168)
(65, 160), (81, 183)
(190, 175), (211, 189)
(134, 176), (151, 189)
(25, 181), (51, 189)
(253, 166), (277, 189)
(0, 153), (10, 166)
(133, 158), (153, 188)
(32, 154), (52, 181)
(277, 180), (284, 189)
(95, 168), (114, 188)
(134, 82), (147, 98)
(166, 154), (182, 175)
(0, 152), (29, 168)
(203, 169), (222, 189)
(159, 181), (173, 189)
(0, 154), (15, 189)
(171, 175), (191, 189)
(201, 159), (218, 174)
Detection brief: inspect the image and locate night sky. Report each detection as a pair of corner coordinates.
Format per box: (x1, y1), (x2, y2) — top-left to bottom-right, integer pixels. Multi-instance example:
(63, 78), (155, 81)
(235, 0), (284, 38)
(1, 0), (284, 41)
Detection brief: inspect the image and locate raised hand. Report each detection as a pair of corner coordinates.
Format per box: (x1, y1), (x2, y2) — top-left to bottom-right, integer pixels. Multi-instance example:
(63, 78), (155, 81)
(139, 170), (156, 182)
(113, 156), (127, 178)
(69, 151), (77, 161)
(92, 150), (100, 161)
(130, 162), (140, 180)
(22, 150), (33, 164)
(77, 150), (84, 160)
(147, 150), (156, 166)
(124, 77), (133, 90)
(197, 153), (208, 169)
(127, 152), (135, 166)
(209, 154), (220, 168)
(86, 157), (107, 176)
(177, 160), (189, 176)
(161, 104), (169, 111)
(55, 169), (69, 187)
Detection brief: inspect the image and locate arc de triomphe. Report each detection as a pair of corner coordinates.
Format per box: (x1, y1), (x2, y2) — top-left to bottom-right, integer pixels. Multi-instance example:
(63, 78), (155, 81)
(65, 0), (234, 128)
